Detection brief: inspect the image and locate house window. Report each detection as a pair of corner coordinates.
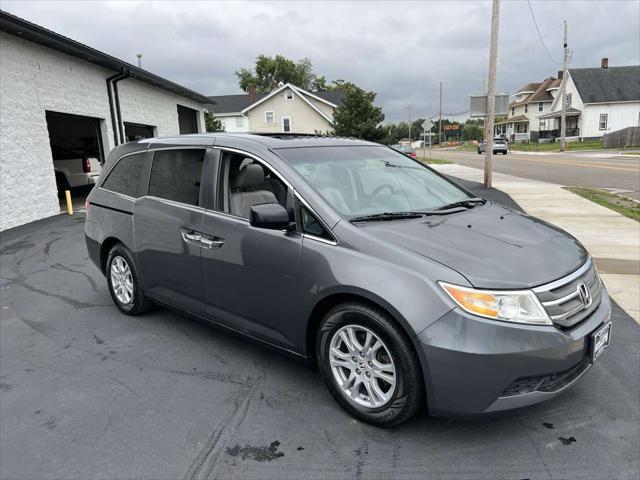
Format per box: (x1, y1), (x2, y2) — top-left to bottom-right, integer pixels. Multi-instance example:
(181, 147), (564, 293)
(285, 90), (294, 100)
(599, 114), (608, 130)
(538, 102), (544, 112)
(282, 117), (292, 133)
(539, 120), (546, 130)
(511, 107), (515, 116)
(565, 93), (572, 107)
(524, 124), (528, 133)
(265, 111), (274, 124)
(524, 104), (528, 113)
(235, 117), (244, 127)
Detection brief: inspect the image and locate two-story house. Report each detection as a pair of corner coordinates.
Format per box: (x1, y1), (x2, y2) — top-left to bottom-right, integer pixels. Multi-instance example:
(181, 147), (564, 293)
(538, 59), (640, 141)
(208, 83), (344, 134)
(494, 76), (560, 142)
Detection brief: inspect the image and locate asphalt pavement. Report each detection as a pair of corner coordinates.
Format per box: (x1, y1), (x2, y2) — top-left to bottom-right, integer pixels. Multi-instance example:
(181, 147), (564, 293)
(424, 148), (640, 199)
(1, 213), (639, 480)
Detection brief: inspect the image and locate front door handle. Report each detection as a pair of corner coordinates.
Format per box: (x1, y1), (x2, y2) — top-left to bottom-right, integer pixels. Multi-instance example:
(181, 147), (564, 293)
(181, 230), (201, 243)
(201, 236), (224, 249)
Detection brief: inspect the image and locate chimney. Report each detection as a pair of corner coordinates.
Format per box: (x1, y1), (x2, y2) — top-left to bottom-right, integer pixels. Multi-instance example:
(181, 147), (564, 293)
(601, 57), (609, 69)
(557, 70), (563, 79)
(247, 84), (256, 104)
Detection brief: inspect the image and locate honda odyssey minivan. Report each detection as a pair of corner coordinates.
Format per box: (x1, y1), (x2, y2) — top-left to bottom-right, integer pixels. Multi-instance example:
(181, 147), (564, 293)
(85, 133), (612, 427)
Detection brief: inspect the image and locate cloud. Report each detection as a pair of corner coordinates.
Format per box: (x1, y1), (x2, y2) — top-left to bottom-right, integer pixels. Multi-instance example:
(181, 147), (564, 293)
(2, 0), (638, 122)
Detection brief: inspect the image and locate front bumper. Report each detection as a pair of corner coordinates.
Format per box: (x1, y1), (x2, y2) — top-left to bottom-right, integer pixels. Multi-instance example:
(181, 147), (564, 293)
(417, 290), (611, 416)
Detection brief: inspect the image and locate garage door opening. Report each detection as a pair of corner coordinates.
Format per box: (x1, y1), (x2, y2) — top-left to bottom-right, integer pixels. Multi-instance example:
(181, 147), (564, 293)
(177, 105), (199, 134)
(125, 122), (155, 142)
(45, 111), (104, 210)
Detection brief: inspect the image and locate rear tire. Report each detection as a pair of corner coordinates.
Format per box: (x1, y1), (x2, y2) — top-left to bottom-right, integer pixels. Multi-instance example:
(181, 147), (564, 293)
(316, 302), (423, 427)
(106, 244), (153, 315)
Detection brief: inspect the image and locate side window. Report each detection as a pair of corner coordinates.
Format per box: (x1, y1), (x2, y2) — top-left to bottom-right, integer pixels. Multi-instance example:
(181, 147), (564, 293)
(149, 149), (205, 206)
(101, 152), (146, 198)
(222, 153), (290, 219)
(299, 205), (333, 241)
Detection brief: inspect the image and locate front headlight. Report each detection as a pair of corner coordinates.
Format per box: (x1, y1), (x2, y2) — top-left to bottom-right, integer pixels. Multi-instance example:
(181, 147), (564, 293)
(439, 282), (552, 325)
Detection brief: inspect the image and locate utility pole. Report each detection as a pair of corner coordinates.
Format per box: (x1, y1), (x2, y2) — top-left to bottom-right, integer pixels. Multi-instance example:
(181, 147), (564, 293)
(559, 20), (568, 152)
(407, 105), (412, 144)
(484, 0), (501, 188)
(438, 81), (443, 145)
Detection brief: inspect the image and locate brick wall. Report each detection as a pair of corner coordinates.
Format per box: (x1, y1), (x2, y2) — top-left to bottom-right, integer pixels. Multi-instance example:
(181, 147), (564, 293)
(0, 32), (205, 231)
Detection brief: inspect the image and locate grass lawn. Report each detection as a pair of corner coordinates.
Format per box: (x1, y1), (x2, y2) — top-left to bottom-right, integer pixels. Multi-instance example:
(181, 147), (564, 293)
(564, 186), (640, 222)
(510, 140), (603, 152)
(624, 151), (640, 155)
(456, 144), (478, 152)
(419, 157), (453, 164)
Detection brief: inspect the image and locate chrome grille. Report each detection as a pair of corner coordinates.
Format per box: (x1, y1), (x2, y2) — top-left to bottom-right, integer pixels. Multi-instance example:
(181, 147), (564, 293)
(533, 259), (602, 329)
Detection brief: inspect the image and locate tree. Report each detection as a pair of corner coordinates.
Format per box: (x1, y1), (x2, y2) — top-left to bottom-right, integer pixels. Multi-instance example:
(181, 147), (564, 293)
(461, 119), (484, 141)
(236, 55), (317, 93)
(332, 83), (385, 141)
(204, 111), (224, 132)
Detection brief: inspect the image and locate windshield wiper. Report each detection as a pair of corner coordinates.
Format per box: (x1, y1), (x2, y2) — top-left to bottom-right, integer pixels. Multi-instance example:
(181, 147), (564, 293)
(434, 197), (487, 211)
(350, 211), (426, 222)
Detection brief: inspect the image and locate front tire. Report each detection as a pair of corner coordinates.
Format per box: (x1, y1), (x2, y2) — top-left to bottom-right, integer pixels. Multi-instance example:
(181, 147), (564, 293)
(316, 302), (423, 427)
(106, 244), (152, 315)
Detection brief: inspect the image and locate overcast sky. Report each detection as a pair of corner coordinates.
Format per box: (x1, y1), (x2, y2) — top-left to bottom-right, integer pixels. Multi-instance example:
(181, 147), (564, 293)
(3, 0), (639, 122)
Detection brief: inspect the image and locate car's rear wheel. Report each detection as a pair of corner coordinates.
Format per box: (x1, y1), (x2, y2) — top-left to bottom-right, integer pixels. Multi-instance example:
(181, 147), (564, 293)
(106, 244), (152, 315)
(477, 148), (482, 154)
(316, 302), (423, 427)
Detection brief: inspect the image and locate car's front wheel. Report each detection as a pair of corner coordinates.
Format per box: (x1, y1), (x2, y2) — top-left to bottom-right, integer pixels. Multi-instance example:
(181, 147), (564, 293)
(316, 302), (423, 427)
(106, 244), (152, 315)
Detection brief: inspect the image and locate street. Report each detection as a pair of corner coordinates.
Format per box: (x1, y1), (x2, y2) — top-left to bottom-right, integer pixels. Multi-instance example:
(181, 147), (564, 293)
(1, 212), (639, 480)
(423, 148), (640, 199)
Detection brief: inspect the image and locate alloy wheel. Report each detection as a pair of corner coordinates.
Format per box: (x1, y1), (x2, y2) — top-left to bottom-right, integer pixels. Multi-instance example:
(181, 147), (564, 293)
(328, 325), (397, 408)
(110, 255), (133, 305)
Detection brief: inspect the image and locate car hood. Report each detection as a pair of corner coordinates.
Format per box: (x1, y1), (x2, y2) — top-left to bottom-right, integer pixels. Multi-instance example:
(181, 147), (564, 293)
(359, 203), (587, 289)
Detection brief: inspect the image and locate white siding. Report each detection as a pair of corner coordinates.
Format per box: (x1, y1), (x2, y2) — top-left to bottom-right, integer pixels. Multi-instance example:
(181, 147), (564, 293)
(0, 32), (205, 231)
(217, 114), (249, 133)
(581, 102), (640, 138)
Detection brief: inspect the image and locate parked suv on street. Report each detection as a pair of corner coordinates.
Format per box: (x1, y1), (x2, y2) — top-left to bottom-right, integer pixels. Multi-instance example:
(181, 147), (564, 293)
(478, 137), (509, 155)
(85, 133), (611, 427)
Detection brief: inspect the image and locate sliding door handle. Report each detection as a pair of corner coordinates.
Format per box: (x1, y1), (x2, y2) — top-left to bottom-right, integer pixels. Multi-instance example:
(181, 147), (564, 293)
(201, 236), (224, 249)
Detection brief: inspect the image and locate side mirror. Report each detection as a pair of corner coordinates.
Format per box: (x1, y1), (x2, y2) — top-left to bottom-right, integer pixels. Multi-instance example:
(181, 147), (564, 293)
(250, 203), (291, 230)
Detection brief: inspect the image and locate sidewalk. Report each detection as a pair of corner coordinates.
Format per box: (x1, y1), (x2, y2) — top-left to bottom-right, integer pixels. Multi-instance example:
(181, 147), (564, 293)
(432, 163), (640, 323)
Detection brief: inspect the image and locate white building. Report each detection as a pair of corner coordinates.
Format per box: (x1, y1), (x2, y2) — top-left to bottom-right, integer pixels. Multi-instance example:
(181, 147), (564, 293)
(0, 11), (211, 231)
(538, 60), (640, 141)
(494, 76), (560, 142)
(208, 83), (344, 134)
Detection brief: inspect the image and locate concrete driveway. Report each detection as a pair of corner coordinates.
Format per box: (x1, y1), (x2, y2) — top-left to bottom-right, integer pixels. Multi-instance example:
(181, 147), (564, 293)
(1, 214), (639, 480)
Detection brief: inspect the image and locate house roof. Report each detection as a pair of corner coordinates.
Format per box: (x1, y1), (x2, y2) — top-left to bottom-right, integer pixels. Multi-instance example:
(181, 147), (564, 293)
(538, 107), (581, 119)
(0, 9), (212, 104)
(546, 79), (562, 90)
(515, 82), (541, 94)
(208, 86), (345, 115)
(495, 115), (529, 125)
(570, 65), (640, 103)
(510, 77), (557, 107)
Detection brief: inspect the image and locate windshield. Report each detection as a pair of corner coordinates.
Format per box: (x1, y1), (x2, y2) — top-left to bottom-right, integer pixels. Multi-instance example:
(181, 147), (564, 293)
(276, 146), (472, 218)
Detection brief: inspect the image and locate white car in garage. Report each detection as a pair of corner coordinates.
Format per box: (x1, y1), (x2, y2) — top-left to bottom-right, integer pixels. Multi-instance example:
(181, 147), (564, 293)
(52, 145), (101, 191)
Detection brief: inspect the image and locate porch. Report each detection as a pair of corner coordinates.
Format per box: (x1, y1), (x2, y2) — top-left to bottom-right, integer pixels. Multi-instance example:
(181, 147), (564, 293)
(494, 115), (530, 142)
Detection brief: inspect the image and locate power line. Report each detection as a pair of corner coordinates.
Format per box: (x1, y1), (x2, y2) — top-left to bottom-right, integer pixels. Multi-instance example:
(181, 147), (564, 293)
(527, 0), (561, 65)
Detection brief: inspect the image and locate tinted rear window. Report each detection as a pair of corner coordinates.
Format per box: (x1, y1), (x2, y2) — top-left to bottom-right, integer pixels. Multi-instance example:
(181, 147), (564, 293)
(101, 153), (146, 198)
(149, 149), (205, 206)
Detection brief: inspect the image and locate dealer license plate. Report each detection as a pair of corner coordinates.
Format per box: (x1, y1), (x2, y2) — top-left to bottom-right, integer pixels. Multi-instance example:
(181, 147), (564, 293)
(591, 322), (612, 362)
